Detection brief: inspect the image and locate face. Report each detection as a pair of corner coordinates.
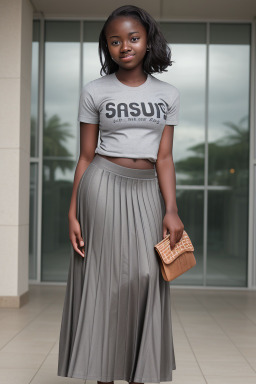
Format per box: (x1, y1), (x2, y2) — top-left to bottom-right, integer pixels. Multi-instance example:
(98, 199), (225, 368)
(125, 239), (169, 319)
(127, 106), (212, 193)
(105, 16), (148, 70)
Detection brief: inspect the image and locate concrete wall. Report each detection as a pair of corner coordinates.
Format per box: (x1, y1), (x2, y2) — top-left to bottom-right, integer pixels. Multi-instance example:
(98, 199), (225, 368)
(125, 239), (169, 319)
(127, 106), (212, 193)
(0, 0), (33, 307)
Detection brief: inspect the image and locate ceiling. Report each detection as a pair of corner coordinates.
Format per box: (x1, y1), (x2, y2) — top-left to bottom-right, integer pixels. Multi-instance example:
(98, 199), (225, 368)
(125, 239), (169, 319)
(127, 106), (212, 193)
(30, 0), (256, 21)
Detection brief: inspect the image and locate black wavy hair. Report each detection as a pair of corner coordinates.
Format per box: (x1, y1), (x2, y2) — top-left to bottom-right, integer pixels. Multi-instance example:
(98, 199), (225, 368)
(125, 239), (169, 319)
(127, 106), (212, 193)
(98, 4), (173, 75)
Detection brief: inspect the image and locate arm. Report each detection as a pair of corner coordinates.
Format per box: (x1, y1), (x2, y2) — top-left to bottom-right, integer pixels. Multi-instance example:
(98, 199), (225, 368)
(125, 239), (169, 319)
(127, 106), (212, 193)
(155, 124), (184, 246)
(68, 121), (99, 256)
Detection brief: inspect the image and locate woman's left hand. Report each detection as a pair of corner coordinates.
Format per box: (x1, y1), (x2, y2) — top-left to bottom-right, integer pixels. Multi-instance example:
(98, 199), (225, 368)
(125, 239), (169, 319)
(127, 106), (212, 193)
(162, 211), (184, 248)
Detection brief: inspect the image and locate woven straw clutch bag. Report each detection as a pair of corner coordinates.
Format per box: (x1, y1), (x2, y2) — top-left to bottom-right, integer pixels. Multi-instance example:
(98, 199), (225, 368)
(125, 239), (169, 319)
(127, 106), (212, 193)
(154, 230), (196, 282)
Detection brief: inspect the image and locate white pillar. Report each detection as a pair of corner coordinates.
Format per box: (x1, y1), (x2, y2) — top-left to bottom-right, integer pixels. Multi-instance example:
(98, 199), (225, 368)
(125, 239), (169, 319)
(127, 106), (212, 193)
(0, 0), (33, 307)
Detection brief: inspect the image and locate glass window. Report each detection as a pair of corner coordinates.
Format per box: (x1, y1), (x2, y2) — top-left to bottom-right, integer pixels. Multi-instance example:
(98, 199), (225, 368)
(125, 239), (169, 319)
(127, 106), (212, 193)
(29, 163), (38, 280)
(174, 189), (204, 285)
(157, 23), (207, 185)
(41, 21), (80, 281)
(207, 189), (248, 286)
(44, 21), (80, 157)
(83, 21), (104, 83)
(30, 20), (251, 287)
(29, 20), (40, 280)
(207, 23), (250, 286)
(82, 21), (104, 150)
(30, 20), (39, 158)
(208, 23), (250, 187)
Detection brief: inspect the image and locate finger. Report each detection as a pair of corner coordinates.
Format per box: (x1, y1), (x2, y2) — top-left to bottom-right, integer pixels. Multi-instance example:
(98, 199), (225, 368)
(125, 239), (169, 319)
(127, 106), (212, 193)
(74, 245), (84, 257)
(162, 225), (167, 239)
(176, 230), (183, 244)
(71, 239), (84, 258)
(77, 235), (85, 257)
(169, 232), (176, 248)
(78, 237), (85, 257)
(76, 233), (84, 249)
(79, 237), (84, 247)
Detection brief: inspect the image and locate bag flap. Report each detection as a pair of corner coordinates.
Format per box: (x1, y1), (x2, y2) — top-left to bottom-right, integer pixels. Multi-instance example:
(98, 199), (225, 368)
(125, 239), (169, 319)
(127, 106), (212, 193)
(154, 230), (194, 265)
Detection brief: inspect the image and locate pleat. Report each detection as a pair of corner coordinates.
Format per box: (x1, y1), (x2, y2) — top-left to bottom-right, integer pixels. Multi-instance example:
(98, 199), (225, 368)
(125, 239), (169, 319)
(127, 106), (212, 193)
(106, 173), (117, 377)
(134, 179), (158, 379)
(123, 176), (131, 376)
(57, 163), (97, 377)
(67, 166), (106, 375)
(57, 157), (176, 382)
(111, 176), (127, 377)
(88, 170), (111, 376)
(129, 178), (145, 378)
(122, 177), (140, 378)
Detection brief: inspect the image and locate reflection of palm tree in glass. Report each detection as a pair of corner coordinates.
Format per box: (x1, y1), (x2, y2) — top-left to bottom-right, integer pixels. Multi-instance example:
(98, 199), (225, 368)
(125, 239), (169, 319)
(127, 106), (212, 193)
(175, 116), (249, 187)
(43, 113), (75, 182)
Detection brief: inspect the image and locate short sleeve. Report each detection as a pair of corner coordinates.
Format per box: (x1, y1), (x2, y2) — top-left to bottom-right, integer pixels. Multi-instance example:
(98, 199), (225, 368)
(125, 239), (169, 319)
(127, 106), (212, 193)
(77, 82), (99, 124)
(165, 88), (180, 126)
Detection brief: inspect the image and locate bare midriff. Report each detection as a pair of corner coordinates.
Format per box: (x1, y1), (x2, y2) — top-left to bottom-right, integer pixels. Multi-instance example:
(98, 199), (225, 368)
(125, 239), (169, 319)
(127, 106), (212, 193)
(97, 154), (155, 169)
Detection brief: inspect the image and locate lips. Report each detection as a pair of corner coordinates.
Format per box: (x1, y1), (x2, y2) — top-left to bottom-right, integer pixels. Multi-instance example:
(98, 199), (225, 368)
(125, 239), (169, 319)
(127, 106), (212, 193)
(120, 54), (134, 58)
(120, 54), (135, 61)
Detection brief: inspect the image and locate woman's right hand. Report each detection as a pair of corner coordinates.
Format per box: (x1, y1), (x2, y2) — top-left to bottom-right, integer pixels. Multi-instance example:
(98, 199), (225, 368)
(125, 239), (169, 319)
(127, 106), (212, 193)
(69, 216), (85, 258)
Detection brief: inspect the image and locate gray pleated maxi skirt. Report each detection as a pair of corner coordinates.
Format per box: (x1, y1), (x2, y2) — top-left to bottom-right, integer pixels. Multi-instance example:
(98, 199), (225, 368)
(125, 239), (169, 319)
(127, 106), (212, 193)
(57, 154), (176, 383)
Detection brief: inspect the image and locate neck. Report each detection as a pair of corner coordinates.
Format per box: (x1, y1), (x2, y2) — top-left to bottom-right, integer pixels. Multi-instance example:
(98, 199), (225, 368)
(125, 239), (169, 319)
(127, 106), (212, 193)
(115, 67), (147, 85)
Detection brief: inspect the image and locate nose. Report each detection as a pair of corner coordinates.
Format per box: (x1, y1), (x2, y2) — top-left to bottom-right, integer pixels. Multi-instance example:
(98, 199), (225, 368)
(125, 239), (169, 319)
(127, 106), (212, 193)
(120, 40), (131, 52)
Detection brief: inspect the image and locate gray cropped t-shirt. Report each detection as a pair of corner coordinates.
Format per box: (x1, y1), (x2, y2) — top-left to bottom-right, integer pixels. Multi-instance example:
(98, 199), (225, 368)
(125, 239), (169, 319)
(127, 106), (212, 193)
(77, 72), (180, 163)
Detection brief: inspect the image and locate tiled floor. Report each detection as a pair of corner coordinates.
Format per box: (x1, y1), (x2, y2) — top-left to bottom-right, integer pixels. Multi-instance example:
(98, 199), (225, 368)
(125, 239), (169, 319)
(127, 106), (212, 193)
(0, 285), (255, 384)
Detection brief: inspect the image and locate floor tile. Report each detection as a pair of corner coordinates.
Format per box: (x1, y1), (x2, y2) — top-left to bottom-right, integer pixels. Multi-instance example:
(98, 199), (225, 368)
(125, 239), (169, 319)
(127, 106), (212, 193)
(1, 285), (255, 384)
(0, 352), (46, 369)
(0, 369), (37, 384)
(198, 360), (256, 376)
(205, 376), (256, 384)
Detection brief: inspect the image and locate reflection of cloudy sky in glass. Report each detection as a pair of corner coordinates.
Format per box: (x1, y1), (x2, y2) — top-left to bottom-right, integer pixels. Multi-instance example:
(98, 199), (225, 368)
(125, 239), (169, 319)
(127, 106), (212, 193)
(83, 43), (102, 84)
(154, 44), (206, 163)
(208, 45), (250, 140)
(44, 43), (80, 151)
(44, 43), (80, 182)
(31, 43), (39, 122)
(33, 39), (250, 181)
(154, 44), (250, 162)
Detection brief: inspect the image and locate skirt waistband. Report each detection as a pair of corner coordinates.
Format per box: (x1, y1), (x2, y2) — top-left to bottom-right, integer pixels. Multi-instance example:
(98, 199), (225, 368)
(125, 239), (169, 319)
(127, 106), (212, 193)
(91, 154), (157, 179)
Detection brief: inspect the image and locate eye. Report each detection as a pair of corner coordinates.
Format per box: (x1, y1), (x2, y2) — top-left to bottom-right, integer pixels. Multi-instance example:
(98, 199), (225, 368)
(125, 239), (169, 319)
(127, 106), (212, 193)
(111, 40), (120, 46)
(110, 36), (139, 46)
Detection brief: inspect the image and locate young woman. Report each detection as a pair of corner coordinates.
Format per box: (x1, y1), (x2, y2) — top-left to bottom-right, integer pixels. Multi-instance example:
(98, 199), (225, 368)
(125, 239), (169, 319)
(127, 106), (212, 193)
(58, 5), (184, 384)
